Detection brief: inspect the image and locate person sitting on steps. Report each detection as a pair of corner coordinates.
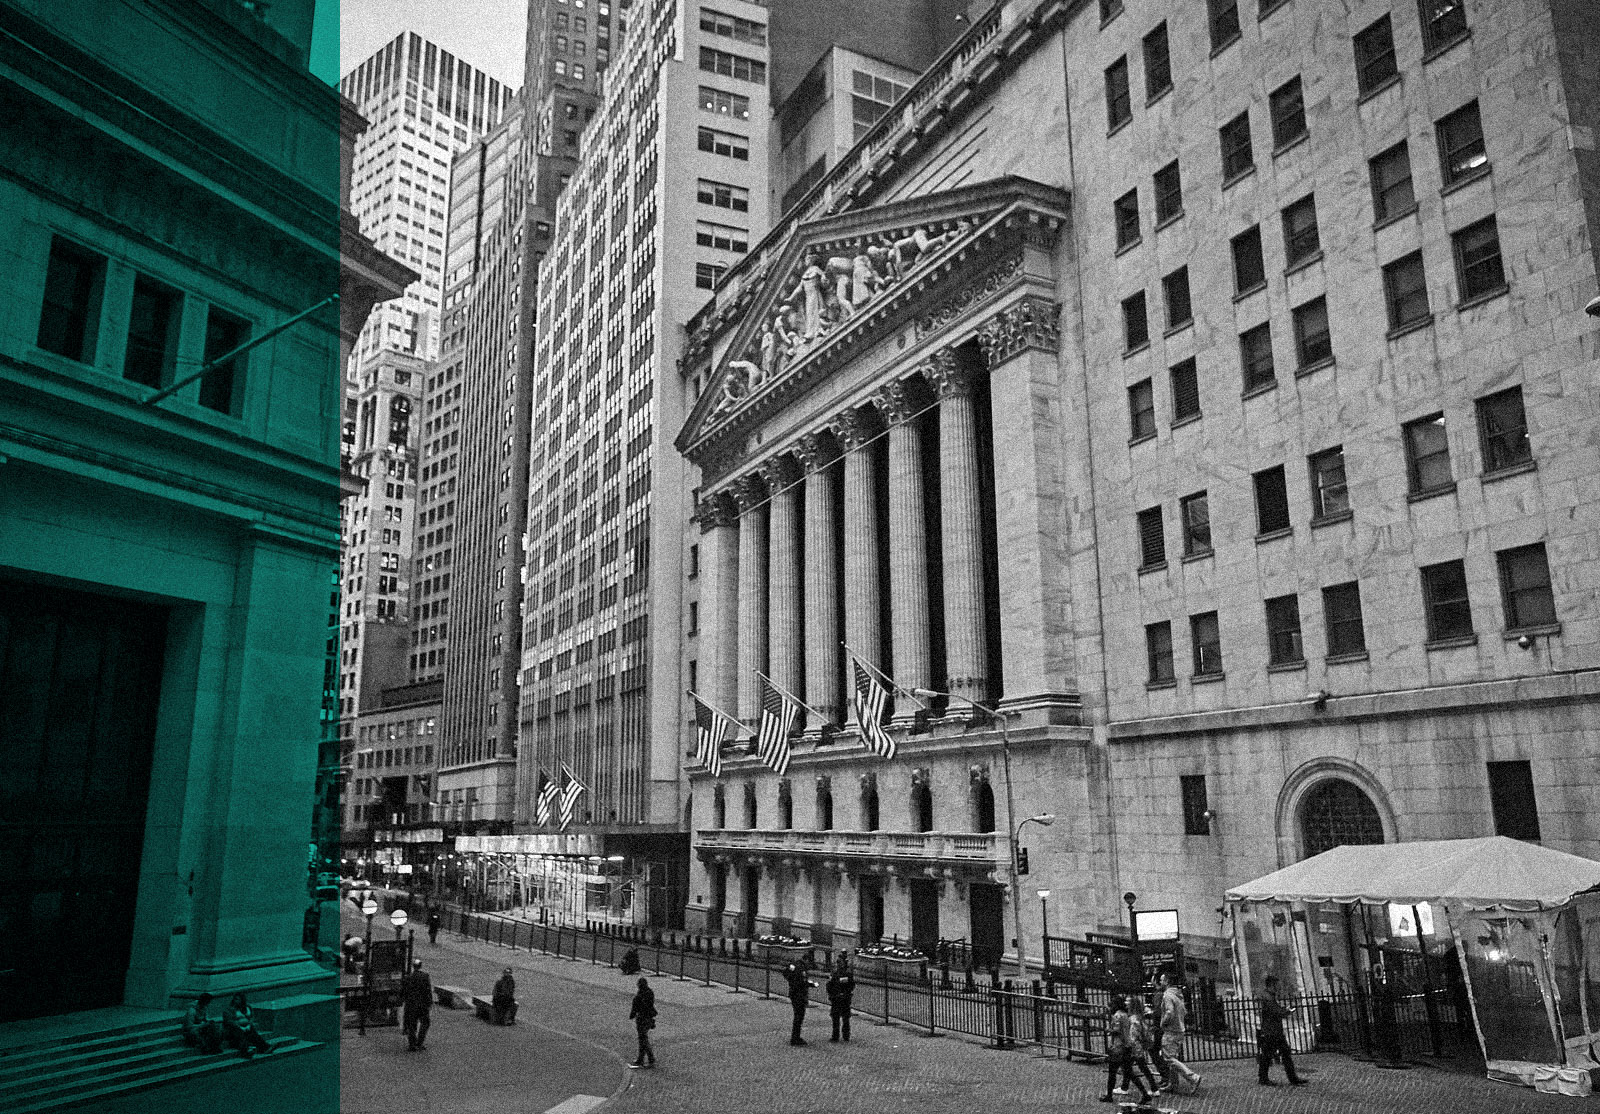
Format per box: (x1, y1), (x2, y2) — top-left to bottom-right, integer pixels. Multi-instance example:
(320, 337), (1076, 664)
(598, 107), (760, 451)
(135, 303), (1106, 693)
(222, 993), (272, 1059)
(182, 993), (222, 1055)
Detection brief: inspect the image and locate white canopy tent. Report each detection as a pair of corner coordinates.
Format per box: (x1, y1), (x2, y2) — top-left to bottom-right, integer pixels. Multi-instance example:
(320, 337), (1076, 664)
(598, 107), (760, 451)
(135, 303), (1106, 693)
(1227, 837), (1600, 1090)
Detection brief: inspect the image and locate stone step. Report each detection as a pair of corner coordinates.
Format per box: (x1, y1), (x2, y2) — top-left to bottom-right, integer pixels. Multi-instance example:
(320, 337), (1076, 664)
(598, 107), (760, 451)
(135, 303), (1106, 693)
(0, 1028), (184, 1083)
(0, 1017), (179, 1061)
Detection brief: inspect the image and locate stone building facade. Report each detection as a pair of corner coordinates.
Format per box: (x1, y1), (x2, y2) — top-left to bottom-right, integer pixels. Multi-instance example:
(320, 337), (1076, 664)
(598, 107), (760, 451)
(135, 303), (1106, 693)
(676, 0), (1600, 975)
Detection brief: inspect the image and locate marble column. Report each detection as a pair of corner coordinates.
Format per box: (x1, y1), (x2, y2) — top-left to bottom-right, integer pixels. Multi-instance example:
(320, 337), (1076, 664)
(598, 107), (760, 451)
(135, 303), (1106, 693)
(922, 349), (987, 704)
(830, 406), (881, 726)
(874, 377), (932, 717)
(697, 493), (741, 718)
(795, 431), (841, 729)
(733, 472), (769, 724)
(764, 455), (804, 707)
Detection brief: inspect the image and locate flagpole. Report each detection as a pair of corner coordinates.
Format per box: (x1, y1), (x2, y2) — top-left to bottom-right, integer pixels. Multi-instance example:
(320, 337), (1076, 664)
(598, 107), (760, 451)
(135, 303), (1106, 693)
(841, 643), (908, 698)
(687, 688), (744, 730)
(756, 671), (835, 727)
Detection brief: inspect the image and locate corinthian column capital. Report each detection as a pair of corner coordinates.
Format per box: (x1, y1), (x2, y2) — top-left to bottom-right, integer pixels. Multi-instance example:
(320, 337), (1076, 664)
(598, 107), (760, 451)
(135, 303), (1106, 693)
(829, 406), (879, 451)
(975, 295), (1061, 368)
(697, 491), (739, 532)
(871, 376), (922, 424)
(760, 454), (801, 491)
(731, 472), (768, 513)
(793, 430), (838, 473)
(920, 348), (975, 400)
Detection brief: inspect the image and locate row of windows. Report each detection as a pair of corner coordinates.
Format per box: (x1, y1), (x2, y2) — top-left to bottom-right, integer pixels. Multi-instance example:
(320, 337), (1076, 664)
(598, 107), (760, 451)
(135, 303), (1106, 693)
(699, 84), (751, 120)
(698, 46), (765, 85)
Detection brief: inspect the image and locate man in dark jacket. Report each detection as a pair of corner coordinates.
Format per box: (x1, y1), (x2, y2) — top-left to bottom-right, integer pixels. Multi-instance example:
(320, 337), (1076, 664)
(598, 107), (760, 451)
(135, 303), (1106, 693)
(782, 961), (815, 1046)
(401, 958), (434, 1051)
(628, 977), (657, 1068)
(427, 908), (442, 945)
(1257, 976), (1304, 1086)
(826, 957), (856, 1042)
(492, 967), (517, 1025)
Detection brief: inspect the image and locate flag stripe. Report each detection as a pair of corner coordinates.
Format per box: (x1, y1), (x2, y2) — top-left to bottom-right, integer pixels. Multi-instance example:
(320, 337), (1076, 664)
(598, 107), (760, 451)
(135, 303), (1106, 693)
(691, 693), (730, 777)
(558, 763), (586, 829)
(850, 655), (897, 760)
(756, 675), (799, 777)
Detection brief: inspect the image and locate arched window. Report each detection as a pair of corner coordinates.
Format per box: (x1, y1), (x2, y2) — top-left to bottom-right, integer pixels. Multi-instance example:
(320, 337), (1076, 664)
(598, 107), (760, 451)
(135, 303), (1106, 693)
(1299, 778), (1384, 858)
(743, 782), (757, 828)
(816, 778), (833, 830)
(861, 776), (879, 831)
(712, 784), (726, 829)
(778, 779), (793, 829)
(911, 782), (934, 833)
(973, 780), (996, 833)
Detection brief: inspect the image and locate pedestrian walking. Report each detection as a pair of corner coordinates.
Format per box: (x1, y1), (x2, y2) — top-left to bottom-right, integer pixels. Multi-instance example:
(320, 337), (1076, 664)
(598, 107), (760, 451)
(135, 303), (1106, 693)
(401, 958), (434, 1051)
(181, 993), (222, 1055)
(628, 977), (657, 1068)
(1157, 971), (1203, 1093)
(492, 967), (518, 1025)
(222, 993), (272, 1059)
(826, 956), (856, 1042)
(782, 961), (816, 1046)
(1129, 1001), (1164, 1097)
(1257, 976), (1305, 1086)
(428, 908), (441, 945)
(1099, 995), (1151, 1105)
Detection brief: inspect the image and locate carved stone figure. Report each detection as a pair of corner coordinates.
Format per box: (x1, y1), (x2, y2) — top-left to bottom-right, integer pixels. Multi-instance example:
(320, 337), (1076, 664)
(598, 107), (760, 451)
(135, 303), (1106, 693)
(850, 251), (882, 306)
(797, 252), (827, 338)
(758, 325), (778, 380)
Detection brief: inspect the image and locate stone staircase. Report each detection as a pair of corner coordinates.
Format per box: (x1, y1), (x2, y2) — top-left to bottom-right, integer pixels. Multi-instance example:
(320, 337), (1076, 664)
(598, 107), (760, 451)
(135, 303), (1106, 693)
(0, 1012), (321, 1112)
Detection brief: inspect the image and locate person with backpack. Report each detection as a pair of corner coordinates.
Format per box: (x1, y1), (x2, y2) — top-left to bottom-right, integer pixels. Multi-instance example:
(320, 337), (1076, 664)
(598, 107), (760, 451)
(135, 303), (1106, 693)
(1100, 995), (1151, 1105)
(628, 977), (657, 1068)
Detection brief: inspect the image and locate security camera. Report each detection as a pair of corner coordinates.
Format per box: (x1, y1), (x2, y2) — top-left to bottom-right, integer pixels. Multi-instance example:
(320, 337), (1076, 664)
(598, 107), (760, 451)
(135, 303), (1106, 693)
(1306, 690), (1329, 711)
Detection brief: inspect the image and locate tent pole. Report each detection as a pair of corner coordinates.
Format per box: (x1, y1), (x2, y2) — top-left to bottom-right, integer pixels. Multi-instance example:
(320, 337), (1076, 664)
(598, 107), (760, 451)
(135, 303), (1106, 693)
(1344, 904), (1375, 1059)
(1443, 907), (1490, 1067)
(1413, 904), (1444, 1057)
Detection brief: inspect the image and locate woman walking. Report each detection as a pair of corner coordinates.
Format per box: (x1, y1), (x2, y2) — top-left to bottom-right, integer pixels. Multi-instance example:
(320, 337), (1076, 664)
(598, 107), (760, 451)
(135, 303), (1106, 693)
(1100, 995), (1150, 1105)
(628, 977), (657, 1068)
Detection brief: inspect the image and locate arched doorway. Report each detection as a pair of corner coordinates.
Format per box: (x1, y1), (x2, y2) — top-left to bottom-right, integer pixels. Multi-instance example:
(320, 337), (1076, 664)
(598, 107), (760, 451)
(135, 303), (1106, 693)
(972, 781), (995, 833)
(1298, 778), (1385, 858)
(911, 782), (933, 832)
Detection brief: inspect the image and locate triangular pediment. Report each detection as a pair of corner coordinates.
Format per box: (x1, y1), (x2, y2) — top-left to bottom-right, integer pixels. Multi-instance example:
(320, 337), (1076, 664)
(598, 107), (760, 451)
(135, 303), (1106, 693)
(677, 176), (1070, 458)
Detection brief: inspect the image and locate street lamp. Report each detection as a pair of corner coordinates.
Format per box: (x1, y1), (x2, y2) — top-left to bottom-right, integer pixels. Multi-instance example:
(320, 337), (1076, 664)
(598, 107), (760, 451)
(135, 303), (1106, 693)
(1037, 889), (1052, 975)
(911, 686), (1054, 983)
(361, 895), (378, 956)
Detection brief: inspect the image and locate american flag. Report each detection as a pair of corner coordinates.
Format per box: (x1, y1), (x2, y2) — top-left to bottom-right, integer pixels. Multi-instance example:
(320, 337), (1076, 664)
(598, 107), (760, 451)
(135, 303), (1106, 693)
(850, 653), (896, 760)
(690, 692), (733, 777)
(534, 774), (560, 826)
(755, 674), (800, 776)
(558, 764), (587, 829)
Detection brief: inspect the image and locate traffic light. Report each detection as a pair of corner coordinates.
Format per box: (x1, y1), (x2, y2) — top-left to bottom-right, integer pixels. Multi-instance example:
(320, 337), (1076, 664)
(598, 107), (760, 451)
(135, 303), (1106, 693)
(1017, 847), (1030, 875)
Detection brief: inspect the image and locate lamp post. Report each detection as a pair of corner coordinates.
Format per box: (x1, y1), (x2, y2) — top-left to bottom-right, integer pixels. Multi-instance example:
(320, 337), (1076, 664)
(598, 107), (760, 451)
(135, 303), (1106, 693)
(1038, 889), (1052, 977)
(911, 687), (1055, 983)
(361, 895), (378, 955)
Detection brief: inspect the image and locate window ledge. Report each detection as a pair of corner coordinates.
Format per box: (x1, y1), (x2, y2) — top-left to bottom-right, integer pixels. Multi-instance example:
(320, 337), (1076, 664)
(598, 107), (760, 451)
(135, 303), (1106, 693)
(1440, 166), (1492, 197)
(1138, 560), (1169, 576)
(1163, 320), (1193, 339)
(1407, 481), (1458, 503)
(1272, 132), (1309, 159)
(1386, 314), (1435, 341)
(1115, 236), (1143, 257)
(1222, 166), (1257, 190)
(1146, 85), (1172, 108)
(1108, 116), (1132, 139)
(1374, 205), (1419, 232)
(1181, 548), (1213, 564)
(1425, 634), (1478, 652)
(1310, 509), (1353, 529)
(1242, 379), (1278, 400)
(1233, 281), (1267, 304)
(1171, 412), (1202, 430)
(1285, 250), (1323, 277)
(1295, 357), (1336, 379)
(1145, 679), (1177, 691)
(1124, 340), (1151, 358)
(1357, 74), (1402, 105)
(1422, 29), (1471, 64)
(1191, 671), (1226, 685)
(1457, 285), (1509, 312)
(1505, 623), (1561, 642)
(1481, 458), (1537, 484)
(1154, 211), (1184, 233)
(1210, 33), (1241, 59)
(1267, 660), (1307, 673)
(1129, 431), (1157, 447)
(1326, 650), (1370, 665)
(1256, 526), (1293, 544)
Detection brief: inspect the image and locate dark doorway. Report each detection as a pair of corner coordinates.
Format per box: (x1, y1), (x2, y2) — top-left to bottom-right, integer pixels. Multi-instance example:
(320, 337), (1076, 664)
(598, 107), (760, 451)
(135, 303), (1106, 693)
(708, 862), (727, 932)
(909, 878), (940, 957)
(969, 882), (1005, 972)
(0, 579), (168, 1021)
(741, 866), (760, 937)
(857, 875), (884, 945)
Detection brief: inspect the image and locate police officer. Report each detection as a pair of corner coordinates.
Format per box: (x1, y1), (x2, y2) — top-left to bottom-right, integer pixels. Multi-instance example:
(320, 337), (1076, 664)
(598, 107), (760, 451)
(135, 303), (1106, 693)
(826, 955), (856, 1042)
(782, 961), (816, 1046)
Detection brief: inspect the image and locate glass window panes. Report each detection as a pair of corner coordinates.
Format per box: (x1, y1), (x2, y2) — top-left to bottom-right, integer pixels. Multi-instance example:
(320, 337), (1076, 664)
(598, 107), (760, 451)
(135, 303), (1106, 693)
(1476, 385), (1531, 472)
(1269, 76), (1306, 147)
(1143, 23), (1172, 99)
(1293, 297), (1333, 367)
(1220, 112), (1253, 180)
(1497, 543), (1556, 630)
(1354, 15), (1398, 94)
(1265, 594), (1304, 665)
(1137, 506), (1165, 568)
(1146, 622), (1174, 684)
(1240, 322), (1275, 391)
(1106, 56), (1131, 129)
(1282, 194), (1320, 265)
(1453, 216), (1506, 300)
(1170, 358), (1200, 421)
(1253, 464), (1291, 534)
(1191, 611), (1223, 675)
(1403, 413), (1452, 493)
(1438, 101), (1488, 183)
(1308, 444), (1349, 517)
(1163, 267), (1192, 329)
(1180, 491), (1211, 555)
(1115, 189), (1140, 249)
(1128, 379), (1156, 440)
(1232, 225), (1265, 293)
(1383, 251), (1430, 329)
(1123, 290), (1149, 350)
(1154, 161), (1182, 223)
(1419, 0), (1468, 52)
(1370, 141), (1415, 222)
(1421, 559), (1474, 641)
(1322, 582), (1367, 657)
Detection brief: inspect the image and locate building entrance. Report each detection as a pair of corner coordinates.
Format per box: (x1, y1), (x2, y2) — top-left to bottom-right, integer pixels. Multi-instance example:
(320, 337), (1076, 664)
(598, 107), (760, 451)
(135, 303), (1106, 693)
(858, 875), (884, 945)
(909, 878), (940, 956)
(969, 882), (1005, 970)
(0, 579), (168, 1022)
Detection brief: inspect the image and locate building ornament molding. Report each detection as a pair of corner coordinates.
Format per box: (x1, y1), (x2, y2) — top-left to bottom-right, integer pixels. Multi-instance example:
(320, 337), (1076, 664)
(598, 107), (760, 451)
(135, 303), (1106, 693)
(920, 348), (975, 400)
(914, 254), (1023, 339)
(731, 472), (768, 514)
(793, 430), (838, 474)
(974, 294), (1061, 366)
(695, 491), (738, 532)
(829, 406), (879, 451)
(871, 377), (921, 424)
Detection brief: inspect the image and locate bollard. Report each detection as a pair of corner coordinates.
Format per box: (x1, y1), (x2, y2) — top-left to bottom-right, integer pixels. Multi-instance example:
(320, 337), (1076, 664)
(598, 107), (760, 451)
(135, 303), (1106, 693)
(704, 947), (712, 988)
(941, 963), (952, 990)
(730, 945), (743, 994)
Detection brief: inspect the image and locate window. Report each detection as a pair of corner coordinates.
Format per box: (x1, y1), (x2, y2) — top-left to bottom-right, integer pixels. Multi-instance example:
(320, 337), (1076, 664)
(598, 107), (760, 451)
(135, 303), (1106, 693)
(1128, 379), (1156, 440)
(699, 86), (751, 120)
(1282, 195), (1321, 267)
(37, 237), (104, 362)
(850, 71), (909, 141)
(1354, 15), (1398, 94)
(1269, 76), (1306, 148)
(1143, 23), (1172, 100)
(1220, 112), (1254, 180)
(694, 262), (726, 290)
(1419, 0), (1468, 53)
(1437, 101), (1488, 184)
(1453, 216), (1506, 301)
(1137, 506), (1166, 569)
(697, 126), (749, 160)
(1207, 0), (1241, 50)
(1146, 621), (1174, 684)
(697, 178), (749, 211)
(1487, 760), (1541, 841)
(1383, 252), (1430, 330)
(1421, 559), (1474, 641)
(1497, 543), (1555, 631)
(1163, 267), (1192, 330)
(1476, 386), (1530, 472)
(1293, 297), (1333, 368)
(695, 220), (748, 253)
(699, 46), (765, 84)
(1323, 582), (1367, 657)
(1114, 189), (1140, 249)
(700, 7), (766, 45)
(199, 307), (248, 414)
(1180, 491), (1211, 555)
(1265, 594), (1304, 665)
(1370, 142), (1416, 222)
(1191, 611), (1222, 676)
(1153, 161), (1182, 223)
(1122, 290), (1149, 350)
(1106, 57), (1131, 130)
(1403, 413), (1453, 493)
(1170, 358), (1200, 422)
(1232, 225), (1265, 294)
(1308, 445), (1349, 518)
(1240, 322), (1275, 392)
(1181, 775), (1211, 836)
(124, 276), (179, 388)
(1253, 464), (1291, 534)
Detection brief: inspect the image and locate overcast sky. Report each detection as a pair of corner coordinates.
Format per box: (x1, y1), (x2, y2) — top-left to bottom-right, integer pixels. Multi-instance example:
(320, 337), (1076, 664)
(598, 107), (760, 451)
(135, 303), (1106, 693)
(330, 0), (528, 88)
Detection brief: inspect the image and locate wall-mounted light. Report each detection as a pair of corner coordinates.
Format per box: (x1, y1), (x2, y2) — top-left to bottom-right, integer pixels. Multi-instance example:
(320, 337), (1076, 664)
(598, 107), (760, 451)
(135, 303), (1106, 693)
(1307, 689), (1329, 711)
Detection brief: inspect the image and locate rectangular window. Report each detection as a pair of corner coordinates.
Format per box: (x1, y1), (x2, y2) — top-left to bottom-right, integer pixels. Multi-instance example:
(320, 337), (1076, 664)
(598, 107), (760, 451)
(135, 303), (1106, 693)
(1136, 506), (1166, 569)
(1191, 611), (1223, 676)
(1146, 621), (1175, 685)
(698, 46), (765, 84)
(697, 178), (750, 212)
(1383, 251), (1430, 330)
(1128, 378), (1156, 440)
(1354, 15), (1398, 94)
(124, 276), (180, 388)
(694, 261), (726, 290)
(699, 86), (751, 120)
(1265, 594), (1304, 665)
(1114, 189), (1140, 249)
(1143, 23), (1172, 99)
(1180, 775), (1211, 836)
(1438, 100), (1488, 184)
(1180, 491), (1211, 556)
(1269, 76), (1306, 148)
(1122, 290), (1149, 350)
(1308, 445), (1350, 519)
(1453, 216), (1506, 301)
(1323, 581), (1367, 657)
(1253, 464), (1291, 534)
(1497, 543), (1556, 631)
(1419, 0), (1468, 53)
(699, 7), (767, 44)
(199, 307), (248, 414)
(1170, 358), (1200, 422)
(1207, 0), (1241, 50)
(1240, 322), (1275, 391)
(1476, 385), (1530, 473)
(1232, 225), (1265, 294)
(1282, 195), (1321, 266)
(1153, 160), (1182, 223)
(1105, 56), (1131, 130)
(1404, 413), (1453, 493)
(695, 220), (748, 253)
(1220, 112), (1254, 180)
(1487, 760), (1541, 841)
(1370, 142), (1416, 223)
(1421, 559), (1474, 641)
(697, 127), (749, 160)
(1163, 267), (1192, 330)
(1293, 297), (1333, 368)
(37, 236), (104, 363)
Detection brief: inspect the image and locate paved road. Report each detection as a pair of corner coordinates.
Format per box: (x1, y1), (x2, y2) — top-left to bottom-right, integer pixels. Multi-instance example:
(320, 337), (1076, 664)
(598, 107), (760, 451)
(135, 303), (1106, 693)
(339, 922), (1583, 1114)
